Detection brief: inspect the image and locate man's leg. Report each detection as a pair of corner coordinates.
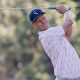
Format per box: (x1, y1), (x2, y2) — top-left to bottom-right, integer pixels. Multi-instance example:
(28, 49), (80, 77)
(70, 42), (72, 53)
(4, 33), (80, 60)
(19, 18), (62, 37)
(75, 77), (80, 80)
(55, 77), (64, 80)
(55, 77), (80, 80)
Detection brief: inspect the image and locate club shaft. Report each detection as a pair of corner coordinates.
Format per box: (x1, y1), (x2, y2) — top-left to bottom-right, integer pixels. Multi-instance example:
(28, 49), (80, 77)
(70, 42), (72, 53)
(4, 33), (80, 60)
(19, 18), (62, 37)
(0, 6), (56, 10)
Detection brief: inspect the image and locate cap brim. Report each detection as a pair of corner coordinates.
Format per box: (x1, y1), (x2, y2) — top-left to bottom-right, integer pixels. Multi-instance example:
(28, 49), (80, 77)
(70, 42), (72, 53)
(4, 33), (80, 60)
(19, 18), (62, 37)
(32, 12), (45, 23)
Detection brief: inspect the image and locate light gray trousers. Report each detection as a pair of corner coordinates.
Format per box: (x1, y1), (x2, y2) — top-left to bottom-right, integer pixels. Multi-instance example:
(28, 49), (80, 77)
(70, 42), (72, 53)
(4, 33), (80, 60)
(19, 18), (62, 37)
(55, 77), (80, 80)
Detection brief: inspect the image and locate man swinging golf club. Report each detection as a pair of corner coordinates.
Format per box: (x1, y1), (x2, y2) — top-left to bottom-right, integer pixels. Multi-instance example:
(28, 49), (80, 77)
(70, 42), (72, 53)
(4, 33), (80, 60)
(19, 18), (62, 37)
(29, 4), (80, 80)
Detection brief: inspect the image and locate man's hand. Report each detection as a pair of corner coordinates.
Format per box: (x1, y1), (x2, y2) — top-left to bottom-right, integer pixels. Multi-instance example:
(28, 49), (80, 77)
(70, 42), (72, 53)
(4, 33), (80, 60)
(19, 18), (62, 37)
(56, 5), (68, 14)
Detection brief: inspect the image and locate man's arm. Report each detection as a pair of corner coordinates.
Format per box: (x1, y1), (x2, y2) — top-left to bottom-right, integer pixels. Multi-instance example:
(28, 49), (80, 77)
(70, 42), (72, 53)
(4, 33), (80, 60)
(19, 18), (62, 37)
(65, 26), (72, 41)
(62, 10), (73, 41)
(56, 5), (73, 41)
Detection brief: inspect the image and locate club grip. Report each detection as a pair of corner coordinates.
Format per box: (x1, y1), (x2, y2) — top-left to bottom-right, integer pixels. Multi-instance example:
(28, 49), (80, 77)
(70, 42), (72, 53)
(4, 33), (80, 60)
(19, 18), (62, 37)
(48, 6), (71, 10)
(48, 6), (56, 10)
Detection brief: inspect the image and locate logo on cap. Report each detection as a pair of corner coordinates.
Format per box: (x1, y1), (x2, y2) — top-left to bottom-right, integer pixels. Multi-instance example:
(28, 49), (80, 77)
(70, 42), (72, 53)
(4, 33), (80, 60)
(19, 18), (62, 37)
(33, 11), (38, 14)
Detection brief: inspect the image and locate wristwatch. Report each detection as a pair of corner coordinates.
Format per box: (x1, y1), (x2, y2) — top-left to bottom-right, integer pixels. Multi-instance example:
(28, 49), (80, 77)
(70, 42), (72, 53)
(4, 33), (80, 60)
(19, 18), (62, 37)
(64, 7), (71, 13)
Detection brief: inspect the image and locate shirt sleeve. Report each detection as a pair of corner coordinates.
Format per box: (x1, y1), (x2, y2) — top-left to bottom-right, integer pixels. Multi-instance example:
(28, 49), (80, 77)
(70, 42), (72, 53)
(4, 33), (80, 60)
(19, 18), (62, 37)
(52, 25), (65, 36)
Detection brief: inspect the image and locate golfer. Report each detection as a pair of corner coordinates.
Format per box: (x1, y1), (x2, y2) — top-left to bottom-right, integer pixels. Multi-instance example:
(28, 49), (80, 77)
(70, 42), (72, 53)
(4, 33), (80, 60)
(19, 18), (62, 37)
(29, 5), (80, 80)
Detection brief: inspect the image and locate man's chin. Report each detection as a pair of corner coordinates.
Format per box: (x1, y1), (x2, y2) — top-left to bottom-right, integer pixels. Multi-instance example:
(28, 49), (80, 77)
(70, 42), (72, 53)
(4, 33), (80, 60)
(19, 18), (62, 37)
(44, 26), (49, 30)
(45, 25), (49, 28)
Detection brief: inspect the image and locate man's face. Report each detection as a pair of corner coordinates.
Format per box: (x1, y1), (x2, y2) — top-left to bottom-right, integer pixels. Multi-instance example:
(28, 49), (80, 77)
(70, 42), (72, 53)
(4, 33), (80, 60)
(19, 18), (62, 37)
(32, 14), (49, 31)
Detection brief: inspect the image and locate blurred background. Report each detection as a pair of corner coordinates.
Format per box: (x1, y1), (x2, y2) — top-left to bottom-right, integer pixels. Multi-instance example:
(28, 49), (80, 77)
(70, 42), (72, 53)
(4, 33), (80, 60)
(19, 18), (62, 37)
(0, 0), (80, 80)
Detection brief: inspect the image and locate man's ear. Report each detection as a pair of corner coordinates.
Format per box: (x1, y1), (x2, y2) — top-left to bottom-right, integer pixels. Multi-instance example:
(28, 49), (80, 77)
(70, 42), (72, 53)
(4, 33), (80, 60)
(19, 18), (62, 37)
(32, 23), (37, 29)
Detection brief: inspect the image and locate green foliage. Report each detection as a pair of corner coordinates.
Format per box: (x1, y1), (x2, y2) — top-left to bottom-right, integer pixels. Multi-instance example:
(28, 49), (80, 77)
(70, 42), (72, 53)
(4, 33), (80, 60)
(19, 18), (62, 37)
(0, 0), (80, 80)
